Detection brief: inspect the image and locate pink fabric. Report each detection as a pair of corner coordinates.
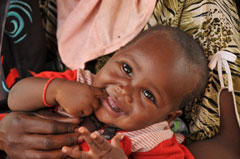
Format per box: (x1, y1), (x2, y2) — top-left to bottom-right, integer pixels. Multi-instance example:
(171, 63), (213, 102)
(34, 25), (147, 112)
(57, 0), (156, 69)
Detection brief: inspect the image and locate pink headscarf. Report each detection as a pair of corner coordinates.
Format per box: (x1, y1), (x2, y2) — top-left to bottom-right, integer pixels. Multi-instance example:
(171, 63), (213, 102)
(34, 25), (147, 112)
(57, 0), (156, 69)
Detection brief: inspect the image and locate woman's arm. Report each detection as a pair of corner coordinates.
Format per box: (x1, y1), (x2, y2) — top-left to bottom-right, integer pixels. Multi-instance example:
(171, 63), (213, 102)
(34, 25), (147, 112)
(187, 89), (240, 158)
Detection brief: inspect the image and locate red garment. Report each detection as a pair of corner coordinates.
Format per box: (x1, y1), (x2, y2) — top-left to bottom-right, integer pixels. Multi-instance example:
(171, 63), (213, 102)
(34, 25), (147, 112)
(78, 134), (193, 159)
(6, 68), (20, 88)
(132, 135), (194, 159)
(35, 70), (195, 159)
(79, 135), (132, 158)
(34, 69), (78, 80)
(0, 113), (6, 120)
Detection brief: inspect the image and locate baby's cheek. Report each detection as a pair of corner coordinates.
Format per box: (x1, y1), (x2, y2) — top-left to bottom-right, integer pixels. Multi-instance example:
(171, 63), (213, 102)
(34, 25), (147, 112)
(124, 115), (150, 130)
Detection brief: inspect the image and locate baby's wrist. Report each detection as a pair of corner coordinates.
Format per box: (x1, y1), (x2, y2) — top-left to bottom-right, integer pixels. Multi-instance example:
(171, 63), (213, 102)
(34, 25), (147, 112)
(45, 78), (65, 106)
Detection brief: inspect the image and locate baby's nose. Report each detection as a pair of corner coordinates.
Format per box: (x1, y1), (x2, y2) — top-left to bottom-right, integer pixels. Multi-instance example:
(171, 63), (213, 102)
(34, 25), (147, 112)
(117, 85), (133, 103)
(117, 84), (129, 95)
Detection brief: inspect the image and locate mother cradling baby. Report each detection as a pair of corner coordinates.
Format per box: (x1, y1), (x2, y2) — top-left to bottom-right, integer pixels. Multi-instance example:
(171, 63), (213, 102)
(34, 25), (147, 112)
(0, 0), (239, 158)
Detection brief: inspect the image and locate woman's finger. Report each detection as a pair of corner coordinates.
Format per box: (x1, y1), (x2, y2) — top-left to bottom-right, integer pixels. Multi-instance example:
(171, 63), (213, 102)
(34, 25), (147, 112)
(23, 149), (69, 159)
(22, 115), (78, 134)
(22, 133), (80, 150)
(34, 110), (81, 124)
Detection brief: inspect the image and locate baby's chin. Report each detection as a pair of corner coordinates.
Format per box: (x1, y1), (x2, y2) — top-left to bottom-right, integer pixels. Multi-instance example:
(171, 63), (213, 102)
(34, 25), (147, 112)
(94, 111), (139, 131)
(94, 110), (117, 127)
(94, 107), (132, 130)
(94, 103), (149, 131)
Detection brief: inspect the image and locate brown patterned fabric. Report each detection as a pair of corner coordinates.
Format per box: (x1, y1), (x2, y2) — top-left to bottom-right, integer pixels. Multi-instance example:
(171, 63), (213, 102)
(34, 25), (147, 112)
(146, 0), (240, 142)
(87, 0), (240, 142)
(39, 0), (64, 72)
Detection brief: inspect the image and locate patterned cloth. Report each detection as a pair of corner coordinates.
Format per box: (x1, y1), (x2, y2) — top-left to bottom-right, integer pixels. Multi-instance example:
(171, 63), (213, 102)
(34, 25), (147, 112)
(87, 0), (240, 142)
(123, 121), (173, 152)
(39, 0), (64, 72)
(0, 0), (60, 106)
(0, 0), (49, 110)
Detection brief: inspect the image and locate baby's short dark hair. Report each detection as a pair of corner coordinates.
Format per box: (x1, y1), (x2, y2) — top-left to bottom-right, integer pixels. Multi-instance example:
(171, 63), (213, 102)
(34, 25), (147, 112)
(128, 25), (209, 109)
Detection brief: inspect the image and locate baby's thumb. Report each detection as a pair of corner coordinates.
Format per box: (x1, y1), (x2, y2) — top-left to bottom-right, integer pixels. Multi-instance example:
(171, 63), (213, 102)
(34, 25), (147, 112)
(92, 87), (108, 98)
(111, 134), (125, 148)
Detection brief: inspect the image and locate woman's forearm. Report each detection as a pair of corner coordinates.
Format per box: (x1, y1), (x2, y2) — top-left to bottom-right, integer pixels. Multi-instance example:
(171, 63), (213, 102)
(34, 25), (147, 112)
(187, 89), (240, 158)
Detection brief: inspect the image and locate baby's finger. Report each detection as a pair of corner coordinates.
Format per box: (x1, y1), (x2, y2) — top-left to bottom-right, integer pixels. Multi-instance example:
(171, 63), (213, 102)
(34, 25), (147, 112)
(79, 128), (101, 154)
(62, 145), (90, 159)
(91, 97), (100, 110)
(111, 134), (125, 148)
(62, 145), (79, 155)
(82, 107), (93, 116)
(91, 87), (108, 110)
(91, 86), (108, 98)
(90, 131), (111, 152)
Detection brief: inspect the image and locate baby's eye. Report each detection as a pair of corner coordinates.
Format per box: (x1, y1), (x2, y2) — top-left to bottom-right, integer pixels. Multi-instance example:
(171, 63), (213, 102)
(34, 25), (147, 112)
(122, 63), (132, 76)
(143, 89), (156, 104)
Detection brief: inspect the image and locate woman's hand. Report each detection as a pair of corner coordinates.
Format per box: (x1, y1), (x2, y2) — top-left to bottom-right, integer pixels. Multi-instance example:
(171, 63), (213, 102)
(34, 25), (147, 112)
(62, 127), (128, 159)
(0, 110), (81, 159)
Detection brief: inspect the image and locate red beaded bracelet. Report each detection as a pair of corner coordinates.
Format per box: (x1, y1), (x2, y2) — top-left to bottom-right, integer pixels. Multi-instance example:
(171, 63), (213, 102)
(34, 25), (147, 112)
(42, 78), (55, 107)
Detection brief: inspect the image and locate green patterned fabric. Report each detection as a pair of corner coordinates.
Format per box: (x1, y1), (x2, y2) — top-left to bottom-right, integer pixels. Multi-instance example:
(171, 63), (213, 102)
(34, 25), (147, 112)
(89, 0), (240, 142)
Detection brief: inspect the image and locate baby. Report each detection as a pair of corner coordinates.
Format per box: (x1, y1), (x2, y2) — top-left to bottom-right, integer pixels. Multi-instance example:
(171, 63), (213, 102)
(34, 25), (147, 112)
(8, 25), (208, 159)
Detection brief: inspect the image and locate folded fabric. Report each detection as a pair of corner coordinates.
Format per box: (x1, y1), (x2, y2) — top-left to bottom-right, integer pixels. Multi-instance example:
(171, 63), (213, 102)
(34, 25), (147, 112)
(57, 0), (156, 69)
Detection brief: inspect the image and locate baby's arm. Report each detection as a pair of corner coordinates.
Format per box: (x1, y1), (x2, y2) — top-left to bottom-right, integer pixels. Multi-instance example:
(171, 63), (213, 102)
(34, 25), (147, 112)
(8, 77), (105, 117)
(8, 77), (56, 111)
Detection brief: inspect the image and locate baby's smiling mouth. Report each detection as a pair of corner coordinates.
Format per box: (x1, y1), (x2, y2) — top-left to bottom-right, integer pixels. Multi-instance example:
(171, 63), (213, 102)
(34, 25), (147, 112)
(98, 88), (126, 116)
(106, 96), (123, 113)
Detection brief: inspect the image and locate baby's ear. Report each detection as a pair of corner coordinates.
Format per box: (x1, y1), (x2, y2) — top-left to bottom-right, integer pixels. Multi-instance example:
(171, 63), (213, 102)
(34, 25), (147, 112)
(166, 110), (182, 122)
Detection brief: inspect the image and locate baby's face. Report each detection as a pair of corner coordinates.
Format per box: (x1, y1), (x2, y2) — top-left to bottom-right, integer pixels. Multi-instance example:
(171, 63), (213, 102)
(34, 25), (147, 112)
(93, 32), (192, 130)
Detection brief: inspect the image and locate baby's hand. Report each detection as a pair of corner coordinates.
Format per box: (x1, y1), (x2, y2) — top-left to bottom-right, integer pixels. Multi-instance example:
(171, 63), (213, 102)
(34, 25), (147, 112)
(62, 127), (128, 159)
(55, 80), (106, 117)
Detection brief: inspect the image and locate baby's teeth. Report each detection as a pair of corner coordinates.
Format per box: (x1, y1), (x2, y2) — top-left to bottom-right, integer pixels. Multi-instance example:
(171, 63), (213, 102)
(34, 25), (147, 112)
(108, 97), (122, 112)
